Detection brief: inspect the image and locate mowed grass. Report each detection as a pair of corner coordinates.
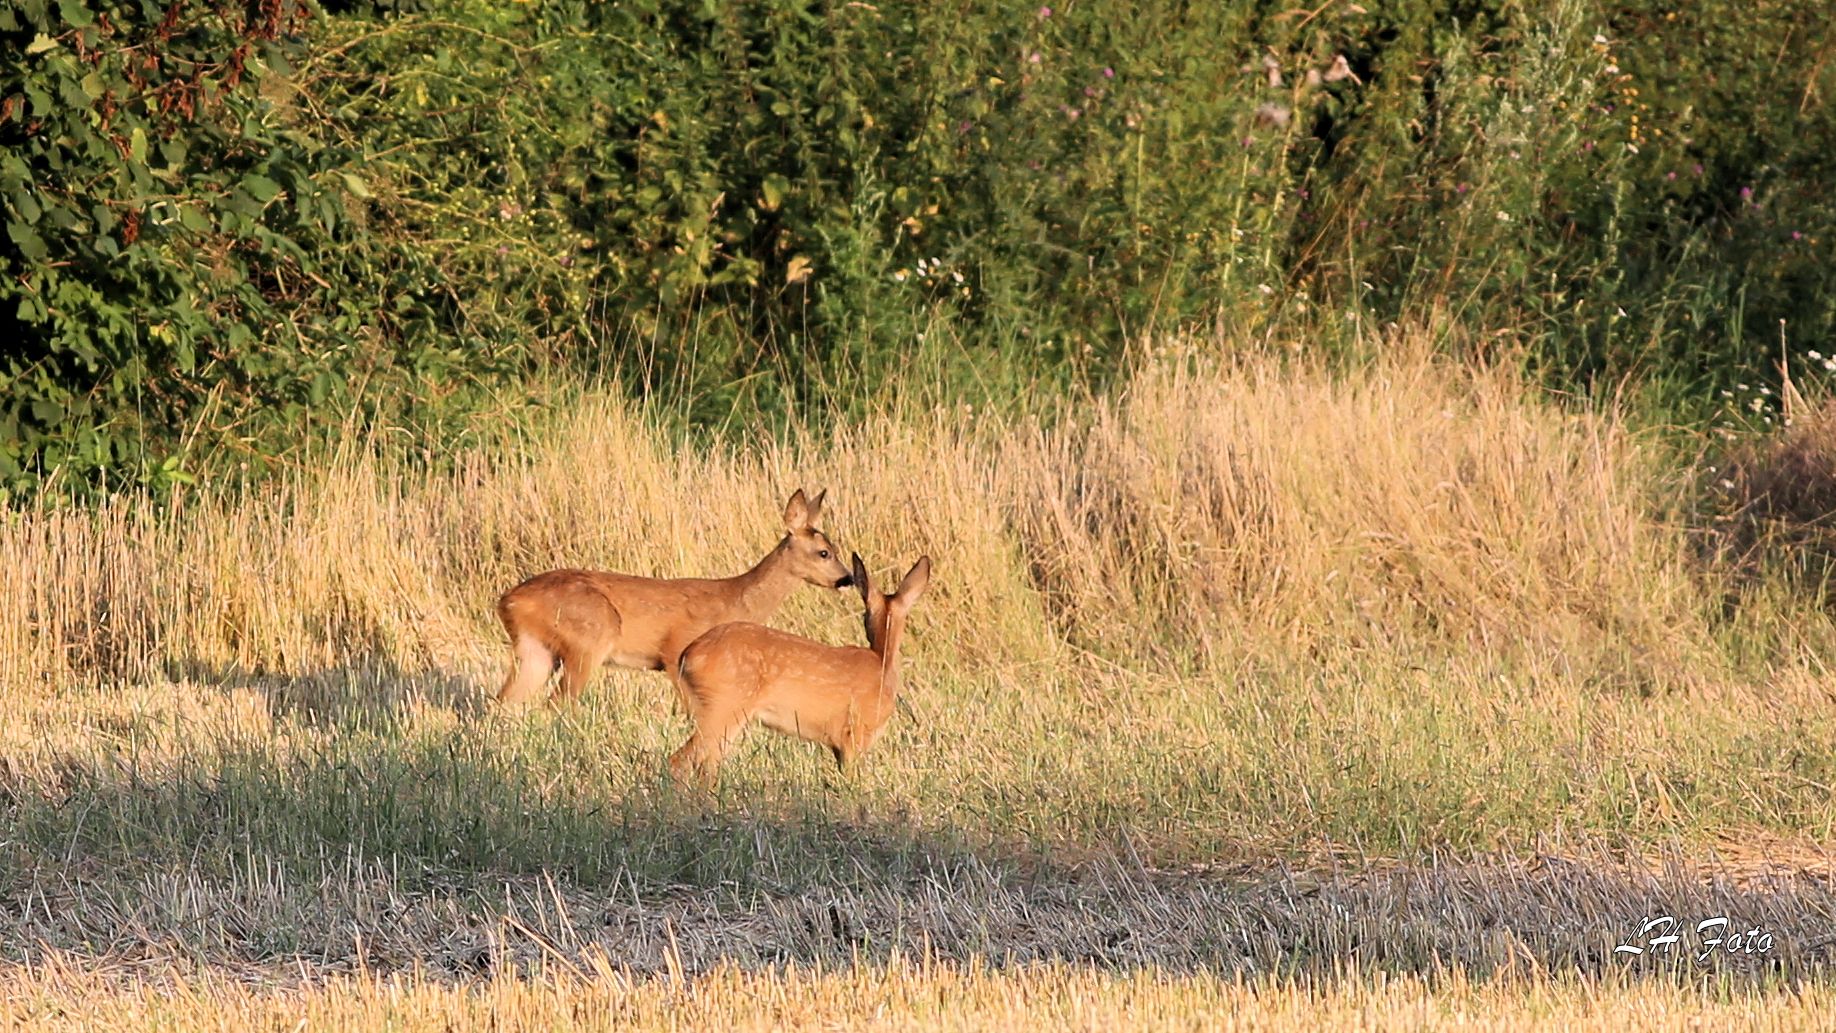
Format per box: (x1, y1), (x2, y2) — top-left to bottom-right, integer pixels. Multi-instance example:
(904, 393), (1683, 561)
(3, 333), (1835, 1023)
(7, 961), (1836, 1033)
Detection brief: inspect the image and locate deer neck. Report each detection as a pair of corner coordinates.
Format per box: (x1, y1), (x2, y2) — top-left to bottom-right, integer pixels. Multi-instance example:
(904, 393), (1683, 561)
(727, 536), (798, 623)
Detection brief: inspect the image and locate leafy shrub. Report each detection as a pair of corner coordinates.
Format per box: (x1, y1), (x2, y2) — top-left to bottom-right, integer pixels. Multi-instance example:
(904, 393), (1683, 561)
(297, 0), (1321, 408)
(6, 0), (1836, 492)
(320, 0), (1835, 402)
(1, 0), (522, 493)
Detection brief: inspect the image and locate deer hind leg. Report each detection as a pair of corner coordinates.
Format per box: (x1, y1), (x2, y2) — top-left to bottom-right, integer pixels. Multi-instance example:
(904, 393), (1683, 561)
(552, 643), (611, 706)
(667, 733), (706, 784)
(496, 634), (558, 706)
(546, 597), (622, 707)
(669, 711), (750, 786)
(668, 727), (729, 787)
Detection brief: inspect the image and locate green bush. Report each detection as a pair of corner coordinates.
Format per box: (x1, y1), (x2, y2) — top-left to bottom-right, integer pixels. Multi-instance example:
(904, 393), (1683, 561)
(1294, 0), (1836, 396)
(316, 0), (1834, 402)
(1, 0), (522, 493)
(5, 0), (1835, 491)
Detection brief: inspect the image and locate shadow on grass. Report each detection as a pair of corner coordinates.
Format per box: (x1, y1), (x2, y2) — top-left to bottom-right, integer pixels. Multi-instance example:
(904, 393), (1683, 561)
(170, 655), (493, 726)
(3, 665), (1833, 983)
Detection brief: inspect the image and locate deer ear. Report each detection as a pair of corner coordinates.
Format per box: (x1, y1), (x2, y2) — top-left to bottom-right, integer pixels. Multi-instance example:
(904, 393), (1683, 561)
(783, 489), (812, 531)
(851, 553), (871, 602)
(893, 556), (931, 606)
(806, 489), (827, 523)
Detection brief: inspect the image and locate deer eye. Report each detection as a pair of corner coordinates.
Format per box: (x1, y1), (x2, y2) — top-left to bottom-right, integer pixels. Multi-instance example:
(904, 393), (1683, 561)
(818, 549), (830, 559)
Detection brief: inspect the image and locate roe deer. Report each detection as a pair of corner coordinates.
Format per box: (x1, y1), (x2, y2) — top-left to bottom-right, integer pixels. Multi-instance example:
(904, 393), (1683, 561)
(668, 553), (931, 785)
(495, 489), (855, 707)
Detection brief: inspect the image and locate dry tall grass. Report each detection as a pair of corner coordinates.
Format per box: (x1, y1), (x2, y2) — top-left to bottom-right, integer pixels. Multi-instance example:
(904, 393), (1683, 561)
(1001, 344), (1712, 682)
(7, 335), (1836, 857)
(6, 334), (1836, 1027)
(1714, 396), (1836, 591)
(0, 336), (1738, 696)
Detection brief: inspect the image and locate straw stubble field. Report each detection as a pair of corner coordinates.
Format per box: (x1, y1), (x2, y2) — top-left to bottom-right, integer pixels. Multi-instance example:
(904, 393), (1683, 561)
(4, 339), (1835, 1027)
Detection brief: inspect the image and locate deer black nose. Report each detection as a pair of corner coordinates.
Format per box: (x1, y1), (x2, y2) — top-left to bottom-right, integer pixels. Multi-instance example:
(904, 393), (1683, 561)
(834, 574), (855, 588)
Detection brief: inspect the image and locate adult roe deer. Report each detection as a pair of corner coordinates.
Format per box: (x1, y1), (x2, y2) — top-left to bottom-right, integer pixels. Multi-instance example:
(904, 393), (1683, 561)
(494, 489), (855, 707)
(668, 553), (931, 785)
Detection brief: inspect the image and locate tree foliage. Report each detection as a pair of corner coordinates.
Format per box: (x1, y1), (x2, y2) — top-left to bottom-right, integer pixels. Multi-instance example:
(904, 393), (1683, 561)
(5, 0), (1835, 492)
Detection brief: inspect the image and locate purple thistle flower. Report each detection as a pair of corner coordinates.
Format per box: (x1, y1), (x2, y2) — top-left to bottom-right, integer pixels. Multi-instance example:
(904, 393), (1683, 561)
(1103, 67), (1115, 78)
(1038, 5), (1051, 18)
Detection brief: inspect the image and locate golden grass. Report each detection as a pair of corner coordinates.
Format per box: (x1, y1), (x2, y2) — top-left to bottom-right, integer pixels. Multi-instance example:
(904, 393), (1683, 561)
(1001, 344), (1715, 683)
(5, 959), (1832, 1033)
(0, 334), (1738, 694)
(4, 334), (1836, 1025)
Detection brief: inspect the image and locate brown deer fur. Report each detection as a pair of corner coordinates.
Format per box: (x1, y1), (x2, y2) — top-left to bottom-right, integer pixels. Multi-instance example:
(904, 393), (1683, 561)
(494, 490), (854, 707)
(669, 553), (931, 785)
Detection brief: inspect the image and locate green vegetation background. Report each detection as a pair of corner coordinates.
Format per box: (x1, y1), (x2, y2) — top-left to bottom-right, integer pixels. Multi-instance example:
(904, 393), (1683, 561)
(4, 0), (1833, 491)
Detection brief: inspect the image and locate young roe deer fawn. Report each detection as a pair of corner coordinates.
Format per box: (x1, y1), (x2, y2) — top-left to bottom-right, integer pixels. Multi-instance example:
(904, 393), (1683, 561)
(494, 489), (855, 707)
(668, 553), (931, 785)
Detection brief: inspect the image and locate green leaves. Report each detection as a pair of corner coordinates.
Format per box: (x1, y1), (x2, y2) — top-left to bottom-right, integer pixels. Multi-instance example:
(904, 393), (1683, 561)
(177, 205), (212, 233)
(12, 189), (43, 225)
(759, 173), (789, 212)
(5, 0), (1833, 496)
(7, 221), (48, 262)
(240, 173), (283, 204)
(56, 0), (93, 27)
(0, 0), (339, 494)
